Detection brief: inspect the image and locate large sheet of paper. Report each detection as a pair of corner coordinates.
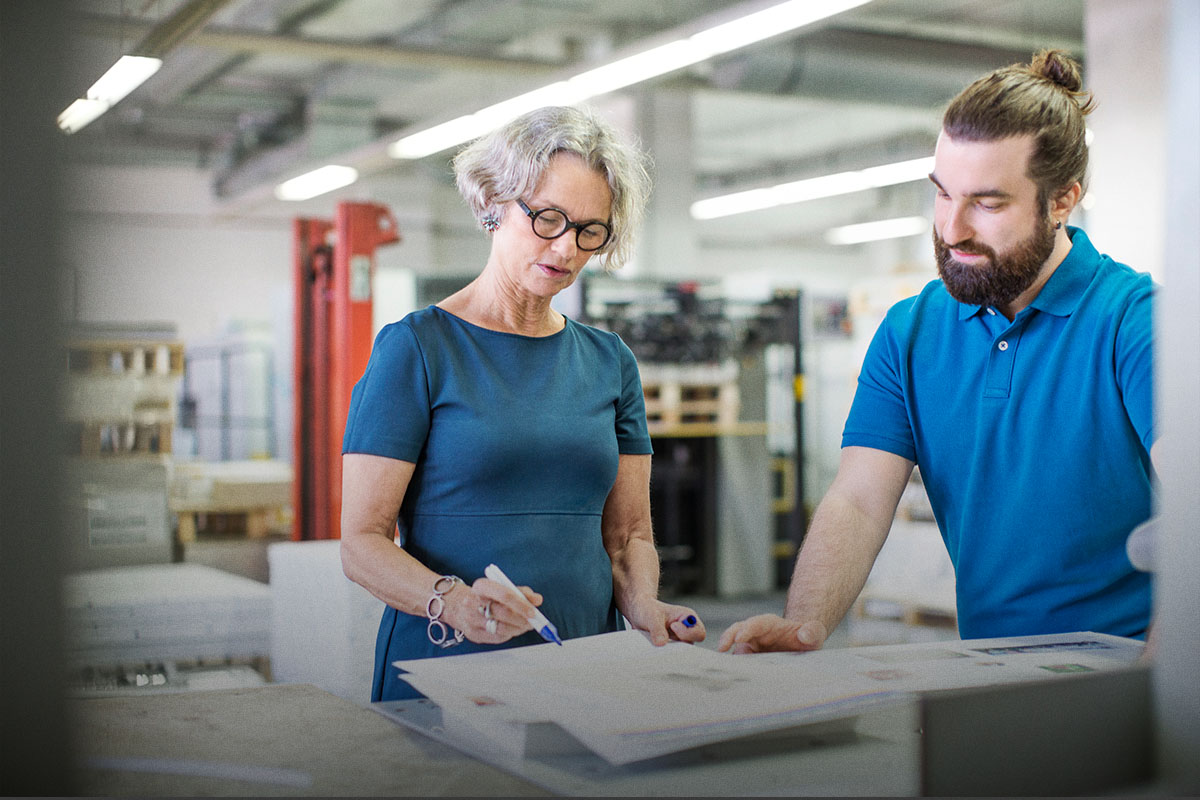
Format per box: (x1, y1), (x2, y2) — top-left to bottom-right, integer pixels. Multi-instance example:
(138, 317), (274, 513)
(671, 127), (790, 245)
(391, 629), (1142, 766)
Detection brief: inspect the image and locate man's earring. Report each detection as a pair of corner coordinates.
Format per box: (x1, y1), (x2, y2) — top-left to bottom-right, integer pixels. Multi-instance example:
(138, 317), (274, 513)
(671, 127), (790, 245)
(482, 214), (500, 232)
(1054, 219), (1063, 230)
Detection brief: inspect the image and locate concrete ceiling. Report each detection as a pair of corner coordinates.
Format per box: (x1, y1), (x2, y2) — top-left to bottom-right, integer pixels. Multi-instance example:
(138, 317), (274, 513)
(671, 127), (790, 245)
(61, 0), (1084, 245)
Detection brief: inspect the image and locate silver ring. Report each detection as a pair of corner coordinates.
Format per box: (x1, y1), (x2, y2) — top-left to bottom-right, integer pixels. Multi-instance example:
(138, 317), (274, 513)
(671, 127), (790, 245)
(483, 602), (493, 620)
(485, 619), (498, 635)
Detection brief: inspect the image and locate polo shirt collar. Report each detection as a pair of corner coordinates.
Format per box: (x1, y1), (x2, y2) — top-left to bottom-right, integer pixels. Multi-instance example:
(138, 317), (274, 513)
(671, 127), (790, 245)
(954, 225), (1099, 321)
(1029, 226), (1096, 317)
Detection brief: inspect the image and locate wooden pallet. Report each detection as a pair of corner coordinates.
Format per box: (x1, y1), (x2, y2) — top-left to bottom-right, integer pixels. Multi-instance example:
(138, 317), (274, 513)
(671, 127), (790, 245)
(69, 420), (174, 457)
(643, 379), (740, 427)
(66, 339), (185, 376)
(170, 460), (294, 544)
(174, 507), (288, 544)
(854, 596), (958, 629)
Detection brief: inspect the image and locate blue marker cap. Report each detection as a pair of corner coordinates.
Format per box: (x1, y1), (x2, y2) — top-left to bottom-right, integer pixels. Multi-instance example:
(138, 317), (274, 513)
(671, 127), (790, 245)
(538, 621), (563, 645)
(682, 615), (697, 628)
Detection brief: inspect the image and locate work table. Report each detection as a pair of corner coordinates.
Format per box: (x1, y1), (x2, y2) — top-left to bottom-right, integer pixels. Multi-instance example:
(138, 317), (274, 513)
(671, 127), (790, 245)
(70, 648), (1153, 797)
(72, 683), (549, 796)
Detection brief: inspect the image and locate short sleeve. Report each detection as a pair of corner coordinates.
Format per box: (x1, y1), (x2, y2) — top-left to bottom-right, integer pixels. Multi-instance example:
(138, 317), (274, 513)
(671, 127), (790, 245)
(614, 336), (653, 455)
(342, 321), (432, 462)
(1114, 278), (1155, 453)
(842, 313), (917, 462)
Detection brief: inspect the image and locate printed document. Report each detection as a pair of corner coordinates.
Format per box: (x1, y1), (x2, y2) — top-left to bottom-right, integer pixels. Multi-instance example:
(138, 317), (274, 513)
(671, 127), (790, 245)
(393, 629), (1142, 765)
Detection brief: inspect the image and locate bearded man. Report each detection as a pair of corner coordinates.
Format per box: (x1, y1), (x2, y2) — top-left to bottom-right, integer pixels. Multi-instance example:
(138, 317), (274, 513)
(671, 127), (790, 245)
(721, 50), (1157, 653)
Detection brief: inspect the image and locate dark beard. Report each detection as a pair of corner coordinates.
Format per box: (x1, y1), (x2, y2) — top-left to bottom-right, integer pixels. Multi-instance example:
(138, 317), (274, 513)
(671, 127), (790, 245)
(934, 219), (1057, 309)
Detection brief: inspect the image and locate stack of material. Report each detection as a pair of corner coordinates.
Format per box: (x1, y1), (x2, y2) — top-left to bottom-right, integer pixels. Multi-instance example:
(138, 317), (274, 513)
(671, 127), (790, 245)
(63, 563), (271, 667)
(65, 457), (174, 570)
(855, 519), (958, 637)
(169, 459), (293, 541)
(268, 540), (382, 704)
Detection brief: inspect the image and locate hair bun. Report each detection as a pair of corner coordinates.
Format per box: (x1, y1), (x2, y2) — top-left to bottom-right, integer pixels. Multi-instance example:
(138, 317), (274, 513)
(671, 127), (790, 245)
(1031, 48), (1083, 93)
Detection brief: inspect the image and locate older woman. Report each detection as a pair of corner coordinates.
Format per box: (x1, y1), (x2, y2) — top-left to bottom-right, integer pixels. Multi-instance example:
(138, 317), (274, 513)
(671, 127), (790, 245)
(341, 105), (706, 702)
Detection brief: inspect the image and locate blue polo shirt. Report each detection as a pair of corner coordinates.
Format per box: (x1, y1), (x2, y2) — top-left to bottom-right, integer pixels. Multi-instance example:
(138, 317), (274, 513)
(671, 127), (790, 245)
(844, 227), (1155, 639)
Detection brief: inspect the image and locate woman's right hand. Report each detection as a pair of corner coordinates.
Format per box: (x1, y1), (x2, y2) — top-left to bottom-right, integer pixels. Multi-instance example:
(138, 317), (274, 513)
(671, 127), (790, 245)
(444, 577), (544, 644)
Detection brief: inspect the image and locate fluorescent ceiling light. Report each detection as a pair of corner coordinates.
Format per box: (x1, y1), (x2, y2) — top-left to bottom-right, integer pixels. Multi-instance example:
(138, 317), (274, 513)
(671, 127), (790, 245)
(274, 165), (359, 201)
(57, 55), (162, 134)
(691, 155), (935, 219)
(566, 39), (704, 99)
(57, 99), (110, 135)
(89, 55), (163, 105)
(389, 0), (872, 160)
(825, 215), (930, 245)
(391, 82), (582, 159)
(689, 0), (870, 55)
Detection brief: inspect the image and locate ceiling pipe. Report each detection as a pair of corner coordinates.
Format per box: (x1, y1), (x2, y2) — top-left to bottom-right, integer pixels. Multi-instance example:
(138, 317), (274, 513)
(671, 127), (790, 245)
(76, 14), (562, 76)
(132, 0), (237, 58)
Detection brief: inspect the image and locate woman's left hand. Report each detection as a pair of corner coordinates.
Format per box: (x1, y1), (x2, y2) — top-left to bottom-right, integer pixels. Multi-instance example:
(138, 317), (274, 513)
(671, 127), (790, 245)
(623, 596), (706, 646)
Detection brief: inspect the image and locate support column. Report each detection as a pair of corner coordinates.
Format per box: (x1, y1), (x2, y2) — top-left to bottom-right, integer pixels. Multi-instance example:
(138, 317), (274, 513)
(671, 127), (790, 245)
(1088, 1), (1200, 792)
(1156, 0), (1200, 791)
(1085, 0), (1167, 281)
(634, 89), (699, 280)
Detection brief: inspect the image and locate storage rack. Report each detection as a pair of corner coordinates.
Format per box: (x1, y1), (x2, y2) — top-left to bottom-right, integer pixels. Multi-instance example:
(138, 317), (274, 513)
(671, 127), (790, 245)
(180, 338), (277, 462)
(62, 325), (185, 571)
(64, 336), (185, 457)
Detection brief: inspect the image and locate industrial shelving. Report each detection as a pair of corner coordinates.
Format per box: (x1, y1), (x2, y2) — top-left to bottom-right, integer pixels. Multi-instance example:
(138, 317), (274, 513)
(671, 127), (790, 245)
(62, 326), (185, 571)
(63, 336), (185, 458)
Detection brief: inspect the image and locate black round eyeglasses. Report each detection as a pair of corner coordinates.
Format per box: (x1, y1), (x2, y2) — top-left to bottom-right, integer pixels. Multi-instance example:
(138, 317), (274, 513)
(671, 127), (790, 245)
(516, 199), (612, 252)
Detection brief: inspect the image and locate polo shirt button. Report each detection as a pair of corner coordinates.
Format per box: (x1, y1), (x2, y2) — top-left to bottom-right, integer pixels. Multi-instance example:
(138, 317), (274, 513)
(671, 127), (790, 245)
(987, 308), (996, 315)
(998, 340), (1009, 351)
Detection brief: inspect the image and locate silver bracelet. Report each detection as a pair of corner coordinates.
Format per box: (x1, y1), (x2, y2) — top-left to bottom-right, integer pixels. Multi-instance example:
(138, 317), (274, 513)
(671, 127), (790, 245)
(426, 575), (465, 648)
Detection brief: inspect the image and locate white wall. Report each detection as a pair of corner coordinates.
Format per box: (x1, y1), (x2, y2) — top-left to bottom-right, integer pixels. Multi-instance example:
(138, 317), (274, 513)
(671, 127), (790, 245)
(1086, 0), (1168, 282)
(61, 164), (472, 342)
(64, 165), (293, 343)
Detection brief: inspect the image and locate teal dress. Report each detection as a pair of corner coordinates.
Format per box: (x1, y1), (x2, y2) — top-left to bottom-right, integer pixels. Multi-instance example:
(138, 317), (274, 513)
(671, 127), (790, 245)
(342, 306), (653, 701)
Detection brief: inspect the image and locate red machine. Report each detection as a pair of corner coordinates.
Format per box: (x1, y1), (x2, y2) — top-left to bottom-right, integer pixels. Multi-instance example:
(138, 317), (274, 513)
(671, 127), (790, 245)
(292, 202), (400, 540)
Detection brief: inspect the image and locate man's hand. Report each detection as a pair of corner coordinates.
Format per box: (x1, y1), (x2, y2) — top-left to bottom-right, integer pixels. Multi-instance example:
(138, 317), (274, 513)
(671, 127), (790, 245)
(716, 614), (828, 654)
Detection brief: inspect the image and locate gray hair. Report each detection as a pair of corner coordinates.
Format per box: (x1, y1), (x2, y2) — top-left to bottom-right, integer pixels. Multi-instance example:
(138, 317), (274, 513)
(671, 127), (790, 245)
(453, 105), (652, 271)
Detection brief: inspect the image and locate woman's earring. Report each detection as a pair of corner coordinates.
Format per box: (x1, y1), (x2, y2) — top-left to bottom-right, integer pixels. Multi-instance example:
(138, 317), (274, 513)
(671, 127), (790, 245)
(482, 214), (500, 232)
